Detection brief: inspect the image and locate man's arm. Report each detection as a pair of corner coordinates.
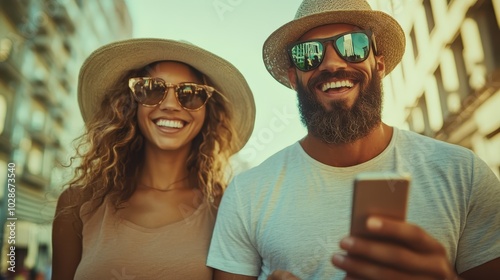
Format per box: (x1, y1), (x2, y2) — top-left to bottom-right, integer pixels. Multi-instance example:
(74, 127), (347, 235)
(265, 270), (300, 280)
(459, 258), (500, 279)
(266, 259), (500, 280)
(207, 178), (262, 278)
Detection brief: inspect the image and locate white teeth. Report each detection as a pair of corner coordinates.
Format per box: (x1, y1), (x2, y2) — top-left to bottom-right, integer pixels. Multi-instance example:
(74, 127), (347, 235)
(321, 80), (354, 91)
(156, 119), (184, 128)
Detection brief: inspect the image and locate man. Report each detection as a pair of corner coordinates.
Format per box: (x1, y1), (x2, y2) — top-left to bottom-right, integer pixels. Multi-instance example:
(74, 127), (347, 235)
(207, 0), (500, 279)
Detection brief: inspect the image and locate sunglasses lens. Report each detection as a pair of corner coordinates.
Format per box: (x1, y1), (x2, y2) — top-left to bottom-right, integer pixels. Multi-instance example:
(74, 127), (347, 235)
(177, 85), (208, 110)
(132, 78), (166, 105)
(290, 41), (324, 71)
(334, 33), (370, 63)
(289, 32), (371, 71)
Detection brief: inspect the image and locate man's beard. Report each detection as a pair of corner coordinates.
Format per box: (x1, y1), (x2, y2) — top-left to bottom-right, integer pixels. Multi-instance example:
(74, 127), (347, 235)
(296, 68), (383, 144)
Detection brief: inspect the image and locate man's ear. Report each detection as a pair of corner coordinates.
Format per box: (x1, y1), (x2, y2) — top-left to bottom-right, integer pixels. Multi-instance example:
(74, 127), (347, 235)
(375, 55), (386, 78)
(287, 67), (298, 90)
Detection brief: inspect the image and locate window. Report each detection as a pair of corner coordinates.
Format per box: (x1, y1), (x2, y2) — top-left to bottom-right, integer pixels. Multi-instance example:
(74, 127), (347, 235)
(0, 94), (6, 134)
(31, 109), (46, 132)
(418, 96), (432, 136)
(469, 0), (500, 75)
(424, 76), (444, 132)
(423, 0), (435, 33)
(0, 160), (6, 200)
(436, 49), (463, 120)
(27, 144), (44, 175)
(461, 19), (486, 90)
(410, 106), (425, 134)
(434, 66), (449, 119)
(450, 34), (471, 100)
(409, 96), (432, 136)
(0, 38), (13, 62)
(410, 28), (418, 61)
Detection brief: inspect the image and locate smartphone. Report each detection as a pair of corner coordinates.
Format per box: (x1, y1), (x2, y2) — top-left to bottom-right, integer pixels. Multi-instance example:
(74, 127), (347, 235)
(350, 172), (411, 238)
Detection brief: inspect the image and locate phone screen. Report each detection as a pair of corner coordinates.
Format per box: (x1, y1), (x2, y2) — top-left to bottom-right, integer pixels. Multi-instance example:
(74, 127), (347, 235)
(350, 172), (410, 238)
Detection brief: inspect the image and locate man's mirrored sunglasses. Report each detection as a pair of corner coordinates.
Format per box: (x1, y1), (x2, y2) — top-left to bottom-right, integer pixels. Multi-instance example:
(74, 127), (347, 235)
(287, 30), (377, 72)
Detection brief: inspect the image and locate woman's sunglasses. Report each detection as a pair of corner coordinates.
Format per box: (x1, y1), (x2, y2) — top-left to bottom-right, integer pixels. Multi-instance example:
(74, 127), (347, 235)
(129, 77), (217, 111)
(287, 30), (376, 72)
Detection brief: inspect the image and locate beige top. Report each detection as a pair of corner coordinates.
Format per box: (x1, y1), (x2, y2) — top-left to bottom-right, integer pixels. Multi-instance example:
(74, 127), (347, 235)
(74, 197), (216, 280)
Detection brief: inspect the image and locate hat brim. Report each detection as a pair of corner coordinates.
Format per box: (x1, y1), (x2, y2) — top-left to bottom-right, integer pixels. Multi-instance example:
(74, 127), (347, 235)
(78, 38), (255, 154)
(263, 10), (406, 87)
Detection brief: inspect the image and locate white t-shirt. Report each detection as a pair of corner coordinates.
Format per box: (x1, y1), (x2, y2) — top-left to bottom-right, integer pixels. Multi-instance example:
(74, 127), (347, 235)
(207, 128), (500, 279)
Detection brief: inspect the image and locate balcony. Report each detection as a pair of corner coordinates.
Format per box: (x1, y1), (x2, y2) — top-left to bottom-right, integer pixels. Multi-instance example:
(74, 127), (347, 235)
(0, 0), (30, 25)
(436, 69), (500, 141)
(0, 133), (13, 153)
(32, 80), (60, 107)
(50, 106), (67, 124)
(21, 171), (50, 189)
(486, 69), (500, 88)
(0, 59), (21, 82)
(30, 65), (54, 106)
(31, 35), (51, 53)
(29, 129), (51, 146)
(0, 38), (24, 81)
(30, 65), (64, 108)
(48, 0), (78, 33)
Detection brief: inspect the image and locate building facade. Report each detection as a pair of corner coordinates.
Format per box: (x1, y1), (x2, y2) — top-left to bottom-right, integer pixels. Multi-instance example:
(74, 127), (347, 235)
(0, 0), (132, 277)
(370, 0), (500, 178)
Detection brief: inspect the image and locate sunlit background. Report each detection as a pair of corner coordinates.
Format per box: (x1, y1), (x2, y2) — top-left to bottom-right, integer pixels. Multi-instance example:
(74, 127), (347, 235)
(0, 0), (499, 278)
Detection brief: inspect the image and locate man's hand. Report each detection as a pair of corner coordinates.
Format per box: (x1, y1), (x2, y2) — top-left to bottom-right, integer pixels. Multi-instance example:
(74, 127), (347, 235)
(331, 216), (460, 280)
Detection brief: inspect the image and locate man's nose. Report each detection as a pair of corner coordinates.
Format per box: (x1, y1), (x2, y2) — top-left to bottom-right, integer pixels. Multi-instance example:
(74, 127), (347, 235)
(317, 43), (348, 72)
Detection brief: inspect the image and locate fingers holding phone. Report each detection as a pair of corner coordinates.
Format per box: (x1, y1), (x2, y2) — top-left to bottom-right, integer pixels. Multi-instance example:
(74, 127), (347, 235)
(333, 217), (457, 279)
(332, 172), (458, 279)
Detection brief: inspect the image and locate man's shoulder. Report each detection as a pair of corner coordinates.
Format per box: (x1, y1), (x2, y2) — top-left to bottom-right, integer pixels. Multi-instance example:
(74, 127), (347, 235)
(230, 142), (302, 193)
(237, 142), (299, 178)
(397, 128), (474, 157)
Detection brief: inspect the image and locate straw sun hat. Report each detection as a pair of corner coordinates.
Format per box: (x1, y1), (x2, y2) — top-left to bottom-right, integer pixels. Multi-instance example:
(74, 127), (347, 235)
(263, 0), (406, 88)
(77, 38), (256, 154)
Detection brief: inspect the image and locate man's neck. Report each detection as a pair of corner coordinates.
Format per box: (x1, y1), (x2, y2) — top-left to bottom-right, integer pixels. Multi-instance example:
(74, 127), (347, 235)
(300, 123), (393, 167)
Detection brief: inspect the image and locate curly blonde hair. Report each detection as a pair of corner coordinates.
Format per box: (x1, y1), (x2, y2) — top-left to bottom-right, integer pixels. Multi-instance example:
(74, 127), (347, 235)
(63, 61), (239, 216)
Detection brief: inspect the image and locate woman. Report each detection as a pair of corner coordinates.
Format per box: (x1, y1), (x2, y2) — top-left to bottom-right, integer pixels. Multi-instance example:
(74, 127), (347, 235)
(51, 39), (255, 279)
